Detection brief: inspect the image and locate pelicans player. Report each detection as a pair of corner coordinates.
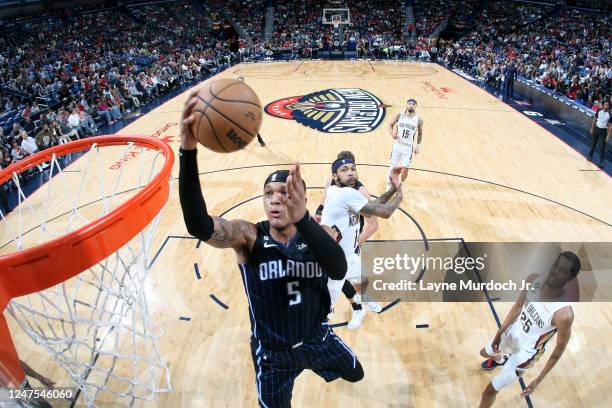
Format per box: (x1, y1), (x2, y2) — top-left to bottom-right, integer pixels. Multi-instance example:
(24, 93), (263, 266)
(479, 252), (580, 407)
(321, 157), (404, 329)
(388, 98), (423, 183)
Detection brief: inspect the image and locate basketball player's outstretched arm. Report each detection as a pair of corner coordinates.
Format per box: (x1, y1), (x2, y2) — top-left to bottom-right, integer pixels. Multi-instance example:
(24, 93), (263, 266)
(521, 307), (574, 397)
(359, 168), (403, 219)
(178, 93), (256, 260)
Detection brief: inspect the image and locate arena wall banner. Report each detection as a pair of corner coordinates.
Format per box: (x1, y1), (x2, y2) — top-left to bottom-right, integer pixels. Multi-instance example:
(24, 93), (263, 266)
(515, 79), (600, 137)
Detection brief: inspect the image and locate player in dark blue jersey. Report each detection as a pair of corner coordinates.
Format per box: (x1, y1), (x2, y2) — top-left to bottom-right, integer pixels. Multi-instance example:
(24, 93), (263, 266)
(177, 93), (364, 407)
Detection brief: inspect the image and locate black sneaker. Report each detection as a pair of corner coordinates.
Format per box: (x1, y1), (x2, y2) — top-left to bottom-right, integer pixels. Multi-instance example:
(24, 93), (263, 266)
(599, 163), (605, 169)
(481, 357), (508, 370)
(587, 156), (593, 162)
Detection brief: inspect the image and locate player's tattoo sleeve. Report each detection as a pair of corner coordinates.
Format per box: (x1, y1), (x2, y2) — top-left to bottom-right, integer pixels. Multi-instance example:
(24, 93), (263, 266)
(178, 148), (215, 241)
(179, 148), (254, 249)
(376, 187), (396, 204)
(360, 189), (403, 218)
(206, 217), (253, 249)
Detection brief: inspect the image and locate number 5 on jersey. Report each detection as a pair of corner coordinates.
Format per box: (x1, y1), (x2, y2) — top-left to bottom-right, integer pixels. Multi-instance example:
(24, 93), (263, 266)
(287, 281), (301, 306)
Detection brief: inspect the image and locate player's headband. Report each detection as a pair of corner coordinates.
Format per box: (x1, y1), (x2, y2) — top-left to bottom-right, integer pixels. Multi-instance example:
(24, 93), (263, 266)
(263, 170), (306, 189)
(331, 157), (355, 174)
(407, 98), (417, 105)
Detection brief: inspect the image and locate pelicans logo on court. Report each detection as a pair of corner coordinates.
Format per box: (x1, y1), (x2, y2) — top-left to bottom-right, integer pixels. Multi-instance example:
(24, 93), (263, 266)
(264, 88), (386, 133)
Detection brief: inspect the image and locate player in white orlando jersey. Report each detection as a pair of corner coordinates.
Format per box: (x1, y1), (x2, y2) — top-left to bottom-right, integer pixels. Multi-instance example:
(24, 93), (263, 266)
(479, 251), (581, 407)
(388, 98), (423, 185)
(321, 156), (403, 329)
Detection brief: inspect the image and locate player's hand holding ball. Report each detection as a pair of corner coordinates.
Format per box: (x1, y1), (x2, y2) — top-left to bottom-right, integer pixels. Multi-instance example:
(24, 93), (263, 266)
(180, 90), (200, 150)
(281, 163), (308, 224)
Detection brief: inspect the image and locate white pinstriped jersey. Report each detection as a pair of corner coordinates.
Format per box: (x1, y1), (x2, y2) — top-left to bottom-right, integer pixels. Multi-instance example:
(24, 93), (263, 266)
(395, 112), (419, 146)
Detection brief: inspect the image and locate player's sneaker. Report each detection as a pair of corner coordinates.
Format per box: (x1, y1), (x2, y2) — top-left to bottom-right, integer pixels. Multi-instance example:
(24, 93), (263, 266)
(481, 357), (508, 370)
(364, 301), (382, 313)
(347, 307), (366, 330)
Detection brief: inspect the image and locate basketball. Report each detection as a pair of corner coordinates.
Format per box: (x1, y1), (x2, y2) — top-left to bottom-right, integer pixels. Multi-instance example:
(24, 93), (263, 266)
(190, 78), (263, 153)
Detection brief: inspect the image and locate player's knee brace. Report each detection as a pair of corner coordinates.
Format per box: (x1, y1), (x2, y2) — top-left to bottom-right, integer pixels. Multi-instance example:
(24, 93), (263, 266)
(342, 359), (364, 383)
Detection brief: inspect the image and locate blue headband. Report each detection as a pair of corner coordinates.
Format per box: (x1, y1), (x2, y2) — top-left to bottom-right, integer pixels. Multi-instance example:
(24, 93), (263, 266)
(407, 98), (417, 105)
(264, 170), (306, 189)
(331, 157), (355, 174)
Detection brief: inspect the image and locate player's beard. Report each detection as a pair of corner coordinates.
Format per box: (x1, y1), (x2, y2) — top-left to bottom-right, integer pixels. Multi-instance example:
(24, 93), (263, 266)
(408, 108), (415, 113)
(338, 177), (356, 188)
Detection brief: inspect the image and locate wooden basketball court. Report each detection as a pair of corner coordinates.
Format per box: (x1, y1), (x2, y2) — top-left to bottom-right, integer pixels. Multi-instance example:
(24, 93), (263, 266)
(3, 61), (612, 407)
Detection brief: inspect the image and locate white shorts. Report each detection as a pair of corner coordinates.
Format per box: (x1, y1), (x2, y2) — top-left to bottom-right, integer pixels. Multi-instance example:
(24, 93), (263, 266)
(484, 323), (538, 391)
(346, 253), (362, 283)
(390, 143), (413, 168)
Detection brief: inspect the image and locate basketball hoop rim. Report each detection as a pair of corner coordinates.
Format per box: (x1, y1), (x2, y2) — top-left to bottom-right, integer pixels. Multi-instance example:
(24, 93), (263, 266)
(0, 135), (174, 309)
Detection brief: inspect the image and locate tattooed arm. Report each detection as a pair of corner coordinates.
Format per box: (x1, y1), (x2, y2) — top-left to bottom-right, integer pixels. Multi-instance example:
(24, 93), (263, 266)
(358, 168), (403, 219)
(359, 188), (403, 219)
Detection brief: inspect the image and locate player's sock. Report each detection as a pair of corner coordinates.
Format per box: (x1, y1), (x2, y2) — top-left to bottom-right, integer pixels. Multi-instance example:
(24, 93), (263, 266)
(495, 356), (506, 364)
(351, 302), (363, 311)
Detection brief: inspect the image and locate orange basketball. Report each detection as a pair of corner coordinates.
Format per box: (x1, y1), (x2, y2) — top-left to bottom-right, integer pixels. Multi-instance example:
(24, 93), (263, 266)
(190, 78), (263, 153)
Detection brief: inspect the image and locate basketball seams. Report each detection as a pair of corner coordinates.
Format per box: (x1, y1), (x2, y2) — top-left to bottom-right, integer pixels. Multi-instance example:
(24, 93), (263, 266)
(195, 94), (259, 139)
(193, 110), (229, 152)
(198, 79), (243, 116)
(210, 88), (262, 108)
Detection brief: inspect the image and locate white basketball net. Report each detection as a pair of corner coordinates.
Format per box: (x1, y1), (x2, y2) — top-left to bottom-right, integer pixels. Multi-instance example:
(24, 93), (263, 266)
(0, 141), (172, 407)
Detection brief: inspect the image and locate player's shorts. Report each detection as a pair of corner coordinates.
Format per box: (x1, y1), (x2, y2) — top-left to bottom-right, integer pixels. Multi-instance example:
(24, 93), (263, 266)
(484, 323), (538, 391)
(346, 253), (362, 283)
(327, 253), (363, 308)
(250, 325), (358, 407)
(390, 142), (413, 168)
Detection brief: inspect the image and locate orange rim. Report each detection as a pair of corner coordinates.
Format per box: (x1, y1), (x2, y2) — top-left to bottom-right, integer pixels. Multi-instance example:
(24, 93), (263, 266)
(0, 134), (174, 308)
(0, 135), (174, 386)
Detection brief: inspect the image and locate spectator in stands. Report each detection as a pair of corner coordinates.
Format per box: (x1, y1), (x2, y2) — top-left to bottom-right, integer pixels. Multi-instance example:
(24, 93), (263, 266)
(51, 120), (78, 144)
(36, 124), (56, 150)
(588, 101), (610, 168)
(31, 101), (40, 117)
(68, 108), (84, 138)
(20, 131), (39, 156)
(11, 141), (27, 162)
(96, 99), (114, 126)
(78, 110), (98, 135)
(23, 117), (35, 134)
(10, 123), (22, 144)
